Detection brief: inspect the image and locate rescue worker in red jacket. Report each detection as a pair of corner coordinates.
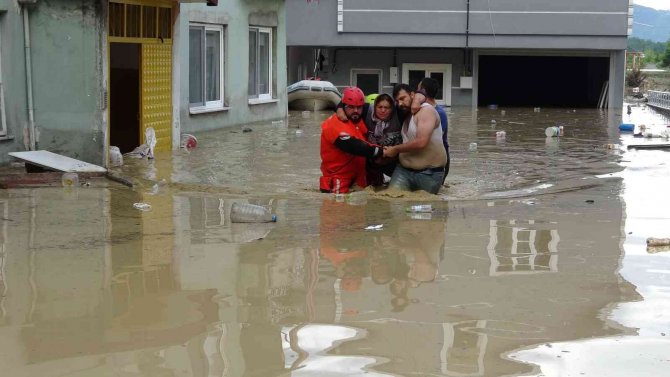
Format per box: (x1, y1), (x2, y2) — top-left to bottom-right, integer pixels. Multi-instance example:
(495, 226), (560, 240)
(320, 87), (383, 193)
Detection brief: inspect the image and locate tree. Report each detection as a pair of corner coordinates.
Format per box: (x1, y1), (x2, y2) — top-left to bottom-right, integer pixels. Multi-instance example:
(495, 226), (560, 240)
(661, 40), (670, 68)
(626, 68), (647, 88)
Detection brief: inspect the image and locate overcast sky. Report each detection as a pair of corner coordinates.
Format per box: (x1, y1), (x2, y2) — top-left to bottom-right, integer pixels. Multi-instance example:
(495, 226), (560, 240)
(635, 0), (670, 10)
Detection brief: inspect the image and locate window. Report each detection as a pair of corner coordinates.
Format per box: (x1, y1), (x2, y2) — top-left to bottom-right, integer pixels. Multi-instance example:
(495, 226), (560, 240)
(351, 69), (382, 95)
(189, 24), (224, 111)
(0, 25), (6, 136)
(248, 27), (273, 101)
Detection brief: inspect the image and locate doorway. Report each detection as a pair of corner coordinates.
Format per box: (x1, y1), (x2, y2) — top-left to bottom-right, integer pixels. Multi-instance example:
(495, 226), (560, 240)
(110, 43), (140, 153)
(402, 64), (452, 106)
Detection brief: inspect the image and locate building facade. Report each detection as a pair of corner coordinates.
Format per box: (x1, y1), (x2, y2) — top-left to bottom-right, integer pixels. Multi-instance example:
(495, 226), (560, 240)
(0, 0), (287, 166)
(287, 0), (633, 109)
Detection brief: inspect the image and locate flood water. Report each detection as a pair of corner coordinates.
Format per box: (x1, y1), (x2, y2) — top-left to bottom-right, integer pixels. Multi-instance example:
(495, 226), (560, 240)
(0, 105), (669, 376)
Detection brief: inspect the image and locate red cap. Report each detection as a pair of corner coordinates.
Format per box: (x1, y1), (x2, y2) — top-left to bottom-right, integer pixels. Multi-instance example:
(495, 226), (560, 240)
(342, 87), (365, 107)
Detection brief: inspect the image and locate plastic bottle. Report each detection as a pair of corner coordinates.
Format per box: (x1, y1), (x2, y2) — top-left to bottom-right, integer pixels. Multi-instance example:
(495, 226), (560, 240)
(109, 146), (123, 166)
(406, 204), (432, 213)
(62, 172), (79, 187)
(496, 131), (506, 139)
(409, 212), (433, 220)
(230, 202), (277, 223)
(469, 142), (478, 151)
(150, 179), (167, 195)
(545, 126), (561, 137)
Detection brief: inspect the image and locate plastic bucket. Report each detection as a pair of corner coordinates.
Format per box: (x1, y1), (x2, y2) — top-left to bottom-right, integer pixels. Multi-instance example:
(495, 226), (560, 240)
(619, 123), (635, 132)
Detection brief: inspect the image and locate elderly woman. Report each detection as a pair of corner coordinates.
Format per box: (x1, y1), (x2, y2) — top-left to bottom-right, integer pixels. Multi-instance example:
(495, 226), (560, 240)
(365, 94), (403, 186)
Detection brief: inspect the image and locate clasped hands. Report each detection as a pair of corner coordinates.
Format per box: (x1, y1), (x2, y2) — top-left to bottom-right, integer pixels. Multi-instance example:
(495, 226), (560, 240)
(382, 145), (399, 158)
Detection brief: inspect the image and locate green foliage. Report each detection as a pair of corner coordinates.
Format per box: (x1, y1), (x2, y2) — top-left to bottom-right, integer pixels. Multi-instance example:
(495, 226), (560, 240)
(644, 50), (661, 65)
(625, 68), (647, 88)
(662, 41), (670, 68)
(628, 37), (666, 53)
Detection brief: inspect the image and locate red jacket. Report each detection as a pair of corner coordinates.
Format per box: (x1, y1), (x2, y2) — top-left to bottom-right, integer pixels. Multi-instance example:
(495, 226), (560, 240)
(320, 115), (369, 193)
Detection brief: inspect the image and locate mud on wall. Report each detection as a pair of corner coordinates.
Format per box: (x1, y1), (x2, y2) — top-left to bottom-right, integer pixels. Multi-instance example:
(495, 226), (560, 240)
(0, 0), (106, 165)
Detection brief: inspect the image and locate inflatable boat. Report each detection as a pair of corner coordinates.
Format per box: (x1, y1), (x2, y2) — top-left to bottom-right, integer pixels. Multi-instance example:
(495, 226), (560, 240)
(287, 80), (341, 111)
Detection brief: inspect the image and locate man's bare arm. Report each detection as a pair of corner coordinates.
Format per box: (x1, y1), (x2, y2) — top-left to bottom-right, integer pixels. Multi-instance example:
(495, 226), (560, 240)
(383, 108), (436, 157)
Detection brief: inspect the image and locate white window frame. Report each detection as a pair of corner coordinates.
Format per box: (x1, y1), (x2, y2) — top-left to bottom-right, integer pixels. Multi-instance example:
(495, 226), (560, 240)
(350, 68), (383, 94)
(402, 63), (452, 106)
(189, 23), (225, 113)
(0, 26), (7, 136)
(248, 26), (273, 101)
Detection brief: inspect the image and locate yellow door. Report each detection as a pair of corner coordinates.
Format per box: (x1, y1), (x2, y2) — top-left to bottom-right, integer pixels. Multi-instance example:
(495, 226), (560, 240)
(141, 43), (172, 152)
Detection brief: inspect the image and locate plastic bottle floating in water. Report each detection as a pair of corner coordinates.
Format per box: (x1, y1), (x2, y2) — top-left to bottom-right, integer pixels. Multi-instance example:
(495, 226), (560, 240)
(545, 126), (564, 137)
(61, 172), (79, 187)
(406, 204), (432, 213)
(230, 202), (277, 223)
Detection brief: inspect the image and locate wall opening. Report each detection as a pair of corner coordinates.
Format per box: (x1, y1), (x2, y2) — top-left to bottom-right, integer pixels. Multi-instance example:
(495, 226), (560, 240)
(110, 43), (140, 153)
(478, 55), (609, 108)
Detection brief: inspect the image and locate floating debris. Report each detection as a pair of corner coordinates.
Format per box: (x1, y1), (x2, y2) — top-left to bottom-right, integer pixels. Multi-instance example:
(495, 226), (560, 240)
(133, 203), (152, 211)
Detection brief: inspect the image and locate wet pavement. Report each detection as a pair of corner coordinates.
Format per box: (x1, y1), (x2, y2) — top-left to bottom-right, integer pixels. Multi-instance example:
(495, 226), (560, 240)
(0, 105), (669, 376)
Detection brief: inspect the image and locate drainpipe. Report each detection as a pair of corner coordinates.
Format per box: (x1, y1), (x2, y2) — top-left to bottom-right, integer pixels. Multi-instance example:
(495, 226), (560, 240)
(464, 0), (471, 75)
(22, 4), (37, 150)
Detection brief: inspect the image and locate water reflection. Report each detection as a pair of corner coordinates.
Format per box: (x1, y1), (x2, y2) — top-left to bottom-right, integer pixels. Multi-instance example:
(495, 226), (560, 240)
(1, 106), (659, 376)
(487, 219), (559, 276)
(511, 104), (670, 376)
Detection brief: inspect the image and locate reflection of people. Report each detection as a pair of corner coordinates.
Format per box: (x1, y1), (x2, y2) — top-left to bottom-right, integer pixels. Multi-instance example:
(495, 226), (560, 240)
(384, 84), (447, 194)
(320, 87), (383, 193)
(319, 199), (370, 292)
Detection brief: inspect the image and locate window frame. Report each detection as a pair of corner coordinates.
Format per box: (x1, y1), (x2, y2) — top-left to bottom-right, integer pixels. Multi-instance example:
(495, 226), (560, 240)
(350, 68), (383, 95)
(0, 26), (7, 136)
(248, 26), (273, 101)
(189, 23), (225, 112)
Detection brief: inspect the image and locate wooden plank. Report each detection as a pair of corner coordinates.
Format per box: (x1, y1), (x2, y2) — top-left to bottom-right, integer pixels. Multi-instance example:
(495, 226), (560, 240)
(627, 143), (670, 149)
(8, 151), (106, 173)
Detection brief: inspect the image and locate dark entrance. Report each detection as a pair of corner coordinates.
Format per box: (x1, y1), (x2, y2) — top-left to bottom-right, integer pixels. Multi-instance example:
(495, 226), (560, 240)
(478, 55), (609, 108)
(110, 43), (140, 153)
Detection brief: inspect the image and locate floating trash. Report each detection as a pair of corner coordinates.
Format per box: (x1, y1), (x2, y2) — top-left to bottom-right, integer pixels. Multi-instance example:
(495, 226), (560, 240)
(133, 202), (152, 211)
(408, 212), (432, 220)
(406, 204), (432, 213)
(61, 172), (79, 187)
(544, 126), (563, 137)
(469, 142), (478, 151)
(619, 123), (634, 132)
(364, 224), (384, 231)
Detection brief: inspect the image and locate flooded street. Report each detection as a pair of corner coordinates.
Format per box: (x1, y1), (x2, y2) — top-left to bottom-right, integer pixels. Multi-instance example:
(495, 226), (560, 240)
(1, 106), (669, 376)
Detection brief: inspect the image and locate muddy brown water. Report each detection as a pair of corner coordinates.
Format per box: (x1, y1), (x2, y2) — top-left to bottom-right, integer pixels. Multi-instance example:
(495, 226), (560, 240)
(0, 105), (668, 376)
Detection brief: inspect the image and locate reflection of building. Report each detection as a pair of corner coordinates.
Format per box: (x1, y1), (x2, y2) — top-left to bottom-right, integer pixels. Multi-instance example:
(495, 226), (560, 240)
(487, 219), (559, 276)
(441, 321), (488, 376)
(281, 324), (392, 376)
